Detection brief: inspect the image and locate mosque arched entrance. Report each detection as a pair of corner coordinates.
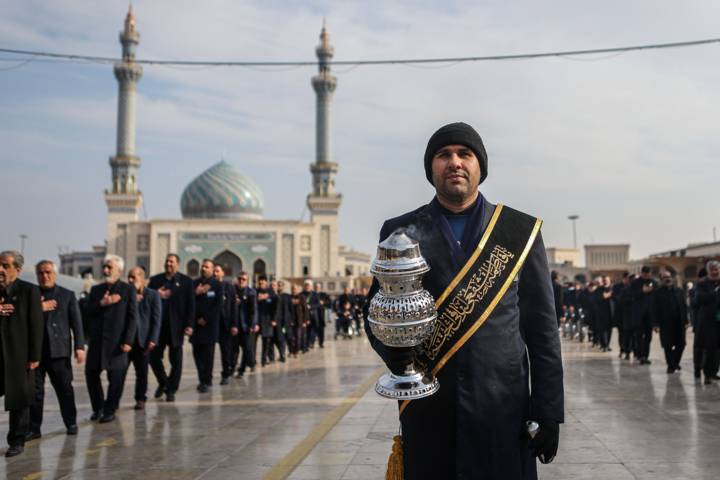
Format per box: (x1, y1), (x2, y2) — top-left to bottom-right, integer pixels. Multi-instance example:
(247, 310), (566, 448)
(187, 259), (200, 278)
(213, 250), (242, 281)
(253, 259), (266, 285)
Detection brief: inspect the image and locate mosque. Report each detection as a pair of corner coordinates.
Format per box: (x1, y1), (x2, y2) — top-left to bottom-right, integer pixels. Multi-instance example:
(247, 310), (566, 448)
(60, 7), (371, 292)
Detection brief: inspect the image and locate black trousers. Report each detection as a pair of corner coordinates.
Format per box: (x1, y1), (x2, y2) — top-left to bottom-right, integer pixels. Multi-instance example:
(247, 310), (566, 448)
(251, 332), (260, 366)
(29, 356), (77, 433)
(596, 319), (609, 349)
(308, 324), (324, 347)
(85, 368), (126, 415)
(664, 345), (685, 369)
(634, 314), (653, 359)
(237, 329), (254, 374)
(8, 408), (29, 447)
(126, 344), (150, 402)
(218, 325), (234, 378)
(192, 343), (215, 385)
(150, 326), (183, 394)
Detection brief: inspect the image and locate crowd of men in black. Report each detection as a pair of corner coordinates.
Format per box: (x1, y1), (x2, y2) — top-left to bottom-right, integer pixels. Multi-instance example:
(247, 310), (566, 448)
(0, 250), (368, 457)
(552, 261), (720, 383)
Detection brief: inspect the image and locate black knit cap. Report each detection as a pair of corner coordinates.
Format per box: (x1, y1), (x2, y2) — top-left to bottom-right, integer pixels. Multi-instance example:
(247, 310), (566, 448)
(424, 122), (488, 186)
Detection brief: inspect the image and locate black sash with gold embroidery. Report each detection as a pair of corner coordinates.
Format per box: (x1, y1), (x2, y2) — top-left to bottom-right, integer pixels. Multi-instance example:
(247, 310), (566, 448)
(401, 205), (542, 415)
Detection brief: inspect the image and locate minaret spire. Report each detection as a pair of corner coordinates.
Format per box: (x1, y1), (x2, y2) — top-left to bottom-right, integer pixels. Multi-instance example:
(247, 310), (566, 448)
(307, 21), (342, 277)
(105, 6), (144, 258)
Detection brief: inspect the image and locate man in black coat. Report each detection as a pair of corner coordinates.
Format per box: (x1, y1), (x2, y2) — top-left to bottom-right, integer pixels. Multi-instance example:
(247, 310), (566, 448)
(257, 276), (279, 366)
(629, 266), (658, 365)
(277, 281), (293, 358)
(28, 260), (85, 440)
(651, 272), (689, 374)
(551, 271), (564, 328)
(83, 255), (137, 423)
(313, 282), (329, 345)
(364, 123), (563, 479)
(593, 276), (613, 352)
(125, 267), (161, 409)
(213, 265), (237, 385)
(149, 254), (195, 402)
(580, 281), (597, 345)
(0, 251), (43, 457)
(234, 272), (257, 378)
(191, 260), (224, 392)
(611, 273), (629, 358)
(694, 261), (720, 384)
(619, 274), (636, 359)
(688, 268), (707, 378)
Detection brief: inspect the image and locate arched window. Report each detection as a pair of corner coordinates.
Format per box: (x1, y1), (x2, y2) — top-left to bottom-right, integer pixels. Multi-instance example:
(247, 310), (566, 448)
(213, 250), (242, 280)
(187, 259), (199, 277)
(302, 265), (309, 276)
(254, 259), (266, 285)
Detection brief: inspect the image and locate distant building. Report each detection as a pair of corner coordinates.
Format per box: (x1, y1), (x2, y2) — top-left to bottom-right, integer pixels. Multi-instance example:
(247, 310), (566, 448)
(629, 241), (720, 287)
(546, 248), (580, 267)
(584, 244), (630, 278)
(61, 9), (370, 288)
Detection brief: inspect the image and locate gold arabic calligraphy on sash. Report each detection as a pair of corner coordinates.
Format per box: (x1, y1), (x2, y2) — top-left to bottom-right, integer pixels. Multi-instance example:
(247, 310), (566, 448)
(421, 245), (514, 362)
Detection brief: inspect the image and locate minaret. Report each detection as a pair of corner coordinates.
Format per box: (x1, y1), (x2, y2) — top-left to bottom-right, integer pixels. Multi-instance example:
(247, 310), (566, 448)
(104, 6), (143, 258)
(307, 21), (342, 276)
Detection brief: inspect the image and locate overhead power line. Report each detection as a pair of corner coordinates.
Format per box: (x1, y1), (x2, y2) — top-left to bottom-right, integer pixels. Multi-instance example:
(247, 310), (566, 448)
(0, 37), (718, 69)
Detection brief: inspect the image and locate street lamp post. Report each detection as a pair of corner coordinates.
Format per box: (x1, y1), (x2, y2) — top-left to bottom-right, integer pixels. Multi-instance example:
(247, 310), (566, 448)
(568, 216), (579, 249)
(20, 234), (28, 257)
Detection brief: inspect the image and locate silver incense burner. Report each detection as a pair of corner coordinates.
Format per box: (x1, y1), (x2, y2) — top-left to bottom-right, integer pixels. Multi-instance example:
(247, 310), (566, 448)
(368, 232), (440, 399)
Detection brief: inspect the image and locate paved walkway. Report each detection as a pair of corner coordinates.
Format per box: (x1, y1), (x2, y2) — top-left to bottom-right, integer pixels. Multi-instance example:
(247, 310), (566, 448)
(1, 329), (718, 479)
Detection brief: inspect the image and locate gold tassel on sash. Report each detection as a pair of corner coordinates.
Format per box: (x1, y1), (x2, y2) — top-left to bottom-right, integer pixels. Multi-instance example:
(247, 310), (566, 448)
(385, 434), (404, 480)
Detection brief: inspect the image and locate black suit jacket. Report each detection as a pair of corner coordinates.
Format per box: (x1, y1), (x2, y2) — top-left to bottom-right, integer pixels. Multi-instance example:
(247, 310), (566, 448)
(650, 285), (688, 348)
(148, 272), (195, 348)
(219, 281), (238, 331)
(363, 198), (564, 479)
(0, 278), (43, 411)
(191, 278), (223, 345)
(136, 287), (161, 349)
(41, 285), (84, 359)
(84, 281), (137, 371)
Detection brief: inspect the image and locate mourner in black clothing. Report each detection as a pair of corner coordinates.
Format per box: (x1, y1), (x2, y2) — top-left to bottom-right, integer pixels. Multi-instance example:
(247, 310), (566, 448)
(84, 255), (137, 424)
(125, 267), (161, 409)
(364, 123), (563, 479)
(28, 260), (85, 439)
(268, 280), (285, 362)
(694, 261), (720, 384)
(148, 254), (195, 402)
(618, 274), (635, 359)
(0, 251), (43, 457)
(277, 281), (293, 358)
(629, 266), (658, 365)
(688, 268), (707, 378)
(214, 265), (238, 385)
(257, 276), (279, 366)
(551, 271), (564, 327)
(593, 276), (613, 352)
(191, 260), (224, 392)
(581, 282), (597, 345)
(313, 282), (328, 345)
(611, 273), (629, 358)
(651, 272), (689, 374)
(234, 272), (257, 377)
(288, 284), (308, 357)
(337, 286), (354, 335)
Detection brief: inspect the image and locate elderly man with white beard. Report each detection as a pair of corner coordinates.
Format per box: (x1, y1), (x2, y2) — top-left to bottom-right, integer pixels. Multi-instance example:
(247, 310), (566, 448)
(83, 255), (137, 423)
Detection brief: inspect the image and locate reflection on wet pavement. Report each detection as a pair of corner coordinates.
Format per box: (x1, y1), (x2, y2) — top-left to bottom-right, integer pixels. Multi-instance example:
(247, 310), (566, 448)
(2, 330), (719, 479)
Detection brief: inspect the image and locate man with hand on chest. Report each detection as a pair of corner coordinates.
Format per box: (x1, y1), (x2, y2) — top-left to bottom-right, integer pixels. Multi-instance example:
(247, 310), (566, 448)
(191, 260), (223, 392)
(27, 260), (84, 440)
(83, 254), (137, 424)
(363, 123), (563, 479)
(214, 264), (237, 385)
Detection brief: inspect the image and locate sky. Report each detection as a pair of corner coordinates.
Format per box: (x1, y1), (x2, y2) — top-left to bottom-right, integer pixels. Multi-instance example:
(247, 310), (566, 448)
(1, 0), (719, 269)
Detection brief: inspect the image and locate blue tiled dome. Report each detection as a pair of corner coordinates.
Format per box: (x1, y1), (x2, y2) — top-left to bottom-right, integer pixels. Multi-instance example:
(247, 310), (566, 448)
(181, 160), (264, 219)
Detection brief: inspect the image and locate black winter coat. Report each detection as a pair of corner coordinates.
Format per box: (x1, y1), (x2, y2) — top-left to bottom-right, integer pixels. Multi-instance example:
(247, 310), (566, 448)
(135, 287), (161, 349)
(693, 278), (720, 349)
(257, 288), (279, 338)
(40, 285), (84, 359)
(629, 276), (659, 327)
(84, 281), (137, 371)
(593, 286), (612, 330)
(219, 281), (238, 331)
(0, 279), (43, 411)
(148, 272), (195, 348)
(611, 282), (625, 327)
(191, 278), (223, 345)
(364, 199), (564, 480)
(650, 285), (688, 349)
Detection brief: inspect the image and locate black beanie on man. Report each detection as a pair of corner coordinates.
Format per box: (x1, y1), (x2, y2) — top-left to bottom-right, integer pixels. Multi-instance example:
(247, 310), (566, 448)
(424, 122), (488, 186)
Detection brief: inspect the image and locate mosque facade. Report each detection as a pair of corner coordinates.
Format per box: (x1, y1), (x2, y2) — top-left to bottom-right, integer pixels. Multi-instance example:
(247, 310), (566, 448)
(60, 8), (370, 291)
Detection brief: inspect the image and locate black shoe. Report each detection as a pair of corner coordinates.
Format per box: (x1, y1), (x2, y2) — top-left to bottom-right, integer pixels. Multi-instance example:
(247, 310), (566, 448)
(166, 392), (175, 402)
(625, 353), (631, 360)
(90, 411), (102, 421)
(25, 431), (41, 441)
(695, 369), (702, 379)
(199, 384), (209, 393)
(676, 365), (682, 371)
(667, 367), (676, 374)
(66, 425), (78, 435)
(279, 356), (286, 363)
(99, 413), (116, 424)
(704, 377), (712, 385)
(197, 383), (203, 391)
(154, 385), (165, 399)
(319, 345), (324, 348)
(646, 359), (652, 365)
(606, 347), (612, 352)
(235, 373), (244, 379)
(250, 366), (256, 372)
(5, 446), (24, 457)
(220, 377), (229, 385)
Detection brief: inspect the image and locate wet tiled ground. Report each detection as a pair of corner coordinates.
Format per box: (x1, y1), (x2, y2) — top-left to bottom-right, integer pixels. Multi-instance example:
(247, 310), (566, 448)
(1, 329), (718, 479)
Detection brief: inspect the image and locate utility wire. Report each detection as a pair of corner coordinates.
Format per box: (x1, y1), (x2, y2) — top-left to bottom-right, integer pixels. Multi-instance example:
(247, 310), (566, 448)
(0, 37), (718, 68)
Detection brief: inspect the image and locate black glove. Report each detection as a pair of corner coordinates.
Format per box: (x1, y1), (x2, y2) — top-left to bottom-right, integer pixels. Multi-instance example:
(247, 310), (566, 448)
(384, 345), (422, 375)
(528, 419), (559, 463)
